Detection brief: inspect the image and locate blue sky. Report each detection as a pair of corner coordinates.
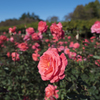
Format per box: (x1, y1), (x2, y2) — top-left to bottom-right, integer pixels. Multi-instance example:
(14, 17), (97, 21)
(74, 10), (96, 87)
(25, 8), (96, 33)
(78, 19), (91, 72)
(0, 0), (97, 22)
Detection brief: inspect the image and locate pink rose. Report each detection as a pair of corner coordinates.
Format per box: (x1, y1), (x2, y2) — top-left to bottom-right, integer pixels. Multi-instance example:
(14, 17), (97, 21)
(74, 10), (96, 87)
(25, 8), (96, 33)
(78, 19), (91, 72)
(17, 43), (28, 51)
(95, 59), (100, 67)
(69, 42), (74, 48)
(73, 43), (80, 49)
(68, 52), (77, 59)
(10, 36), (14, 42)
(11, 52), (20, 61)
(9, 26), (16, 33)
(23, 34), (30, 41)
(31, 33), (40, 41)
(91, 21), (100, 34)
(44, 84), (59, 100)
(26, 27), (34, 35)
(32, 53), (40, 61)
(50, 22), (64, 39)
(38, 21), (48, 33)
(64, 48), (70, 55)
(7, 52), (10, 57)
(38, 48), (68, 83)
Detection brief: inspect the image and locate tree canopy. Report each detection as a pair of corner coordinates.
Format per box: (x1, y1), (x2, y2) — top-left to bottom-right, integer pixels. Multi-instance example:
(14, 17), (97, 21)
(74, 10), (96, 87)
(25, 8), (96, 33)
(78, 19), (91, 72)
(64, 0), (100, 21)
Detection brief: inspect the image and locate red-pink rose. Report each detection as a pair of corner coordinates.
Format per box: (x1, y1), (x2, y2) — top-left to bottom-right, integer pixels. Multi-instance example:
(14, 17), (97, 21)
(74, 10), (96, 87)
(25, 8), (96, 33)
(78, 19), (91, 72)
(68, 52), (77, 59)
(26, 27), (34, 35)
(10, 36), (14, 42)
(73, 43), (80, 49)
(64, 48), (70, 55)
(38, 21), (48, 33)
(32, 53), (40, 61)
(69, 42), (74, 48)
(50, 22), (64, 39)
(7, 52), (10, 57)
(44, 84), (59, 100)
(23, 34), (30, 41)
(9, 26), (16, 33)
(11, 52), (20, 61)
(17, 43), (28, 51)
(38, 48), (68, 83)
(31, 33), (40, 41)
(95, 59), (100, 67)
(91, 21), (100, 34)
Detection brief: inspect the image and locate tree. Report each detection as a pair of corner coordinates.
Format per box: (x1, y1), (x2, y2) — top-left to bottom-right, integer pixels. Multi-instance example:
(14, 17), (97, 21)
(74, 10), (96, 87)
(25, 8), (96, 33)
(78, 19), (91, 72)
(46, 16), (59, 22)
(63, 13), (73, 21)
(19, 13), (27, 20)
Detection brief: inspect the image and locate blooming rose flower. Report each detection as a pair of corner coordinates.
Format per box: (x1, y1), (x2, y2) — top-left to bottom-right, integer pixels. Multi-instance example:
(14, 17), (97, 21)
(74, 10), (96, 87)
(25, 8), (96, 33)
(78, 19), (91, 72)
(69, 42), (74, 48)
(10, 36), (14, 42)
(31, 33), (40, 41)
(64, 48), (70, 55)
(91, 21), (100, 34)
(0, 35), (7, 42)
(68, 52), (77, 59)
(32, 53), (40, 61)
(17, 43), (28, 51)
(95, 59), (100, 67)
(57, 46), (64, 52)
(26, 27), (34, 35)
(7, 52), (10, 57)
(11, 52), (20, 61)
(50, 22), (64, 39)
(9, 26), (16, 34)
(38, 21), (48, 33)
(44, 84), (59, 100)
(23, 34), (30, 41)
(38, 48), (68, 83)
(67, 36), (71, 39)
(0, 35), (7, 45)
(37, 32), (43, 39)
(73, 43), (80, 49)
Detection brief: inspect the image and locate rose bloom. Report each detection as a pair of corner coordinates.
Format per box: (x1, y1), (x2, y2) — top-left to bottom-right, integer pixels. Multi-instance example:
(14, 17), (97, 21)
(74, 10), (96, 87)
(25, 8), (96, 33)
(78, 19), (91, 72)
(7, 52), (10, 57)
(32, 53), (40, 61)
(10, 36), (14, 42)
(50, 22), (64, 39)
(73, 43), (80, 49)
(90, 36), (96, 40)
(68, 52), (77, 59)
(17, 43), (28, 51)
(64, 48), (70, 55)
(91, 21), (100, 34)
(9, 26), (16, 33)
(0, 35), (7, 42)
(57, 46), (64, 52)
(38, 21), (48, 33)
(67, 36), (71, 39)
(95, 60), (100, 67)
(69, 42), (74, 48)
(0, 35), (7, 45)
(11, 52), (20, 61)
(26, 27), (34, 35)
(23, 34), (30, 41)
(37, 32), (43, 39)
(45, 39), (49, 42)
(44, 84), (59, 100)
(31, 33), (40, 41)
(38, 48), (68, 83)
(34, 43), (40, 47)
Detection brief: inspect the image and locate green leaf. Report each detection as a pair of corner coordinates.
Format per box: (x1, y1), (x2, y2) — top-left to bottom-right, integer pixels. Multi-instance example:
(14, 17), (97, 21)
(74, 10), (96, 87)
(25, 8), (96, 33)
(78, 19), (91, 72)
(93, 56), (100, 59)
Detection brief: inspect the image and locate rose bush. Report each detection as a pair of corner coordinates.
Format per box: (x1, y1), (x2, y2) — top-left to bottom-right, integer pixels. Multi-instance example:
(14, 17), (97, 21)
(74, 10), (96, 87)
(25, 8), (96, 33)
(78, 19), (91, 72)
(0, 21), (100, 100)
